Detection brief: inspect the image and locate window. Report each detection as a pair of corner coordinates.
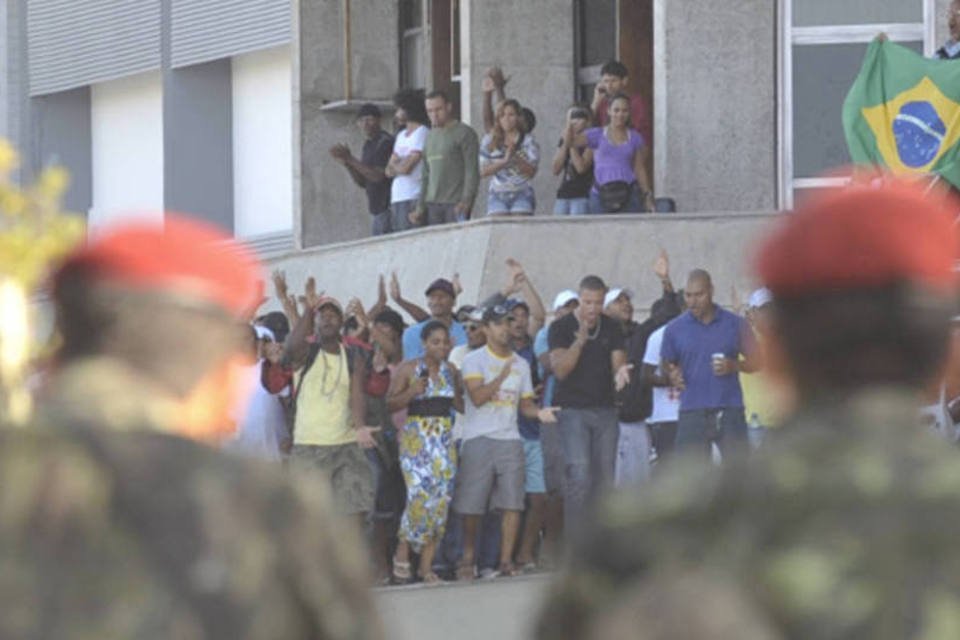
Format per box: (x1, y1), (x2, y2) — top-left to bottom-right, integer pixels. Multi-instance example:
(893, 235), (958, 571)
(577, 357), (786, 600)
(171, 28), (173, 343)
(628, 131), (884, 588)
(778, 0), (934, 208)
(574, 0), (617, 104)
(400, 0), (425, 89)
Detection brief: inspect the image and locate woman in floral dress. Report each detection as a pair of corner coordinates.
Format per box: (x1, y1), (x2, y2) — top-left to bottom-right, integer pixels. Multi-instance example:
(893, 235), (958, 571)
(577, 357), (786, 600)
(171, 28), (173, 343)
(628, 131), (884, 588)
(386, 320), (463, 584)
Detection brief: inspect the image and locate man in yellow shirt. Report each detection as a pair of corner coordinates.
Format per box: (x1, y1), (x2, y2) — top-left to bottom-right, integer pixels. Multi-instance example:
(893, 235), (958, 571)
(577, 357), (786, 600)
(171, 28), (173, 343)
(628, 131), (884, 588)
(284, 296), (380, 526)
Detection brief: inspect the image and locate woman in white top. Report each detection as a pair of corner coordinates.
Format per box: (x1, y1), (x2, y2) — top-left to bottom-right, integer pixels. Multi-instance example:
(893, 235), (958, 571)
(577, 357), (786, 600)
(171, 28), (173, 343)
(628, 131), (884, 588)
(386, 89), (430, 232)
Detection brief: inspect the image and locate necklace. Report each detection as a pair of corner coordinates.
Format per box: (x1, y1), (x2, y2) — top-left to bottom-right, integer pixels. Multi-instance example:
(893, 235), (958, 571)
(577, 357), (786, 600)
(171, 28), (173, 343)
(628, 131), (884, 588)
(319, 344), (344, 398)
(580, 316), (601, 340)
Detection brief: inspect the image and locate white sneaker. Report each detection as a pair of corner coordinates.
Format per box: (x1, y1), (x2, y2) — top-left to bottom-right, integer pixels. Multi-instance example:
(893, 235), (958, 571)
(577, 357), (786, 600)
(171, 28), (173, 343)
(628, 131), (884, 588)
(478, 568), (499, 580)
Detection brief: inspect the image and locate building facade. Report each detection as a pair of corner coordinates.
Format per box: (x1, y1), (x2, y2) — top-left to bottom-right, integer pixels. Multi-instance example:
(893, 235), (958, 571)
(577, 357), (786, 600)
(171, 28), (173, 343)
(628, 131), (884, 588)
(0, 0), (294, 252)
(0, 0), (954, 265)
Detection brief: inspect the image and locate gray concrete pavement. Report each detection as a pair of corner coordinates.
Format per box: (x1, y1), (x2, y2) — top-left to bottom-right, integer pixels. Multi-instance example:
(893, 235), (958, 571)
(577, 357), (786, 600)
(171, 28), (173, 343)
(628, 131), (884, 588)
(374, 575), (551, 640)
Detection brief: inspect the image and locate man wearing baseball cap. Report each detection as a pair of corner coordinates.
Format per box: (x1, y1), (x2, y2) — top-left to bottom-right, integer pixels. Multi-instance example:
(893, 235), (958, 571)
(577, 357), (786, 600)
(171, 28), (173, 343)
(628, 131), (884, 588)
(400, 277), (468, 360)
(538, 180), (960, 638)
(455, 304), (558, 579)
(282, 292), (380, 527)
(9, 215), (380, 638)
(329, 102), (395, 236)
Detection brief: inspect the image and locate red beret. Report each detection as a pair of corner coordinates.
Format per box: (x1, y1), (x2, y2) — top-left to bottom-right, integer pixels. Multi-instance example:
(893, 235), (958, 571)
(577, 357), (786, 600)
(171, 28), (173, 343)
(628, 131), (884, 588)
(55, 214), (262, 317)
(756, 182), (960, 297)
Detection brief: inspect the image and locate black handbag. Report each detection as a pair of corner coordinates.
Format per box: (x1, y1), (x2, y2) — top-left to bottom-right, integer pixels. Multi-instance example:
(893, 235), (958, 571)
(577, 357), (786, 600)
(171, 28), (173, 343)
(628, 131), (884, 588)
(597, 180), (633, 212)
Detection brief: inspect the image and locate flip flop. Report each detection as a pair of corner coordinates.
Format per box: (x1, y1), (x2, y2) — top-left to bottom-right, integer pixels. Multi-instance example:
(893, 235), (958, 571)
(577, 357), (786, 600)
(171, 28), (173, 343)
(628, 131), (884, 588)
(421, 572), (444, 586)
(497, 563), (521, 578)
(456, 563), (477, 582)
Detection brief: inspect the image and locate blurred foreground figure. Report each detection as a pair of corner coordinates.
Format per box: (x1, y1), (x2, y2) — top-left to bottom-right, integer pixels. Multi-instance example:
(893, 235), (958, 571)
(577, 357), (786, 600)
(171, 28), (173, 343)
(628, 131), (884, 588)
(538, 182), (960, 639)
(1, 217), (381, 639)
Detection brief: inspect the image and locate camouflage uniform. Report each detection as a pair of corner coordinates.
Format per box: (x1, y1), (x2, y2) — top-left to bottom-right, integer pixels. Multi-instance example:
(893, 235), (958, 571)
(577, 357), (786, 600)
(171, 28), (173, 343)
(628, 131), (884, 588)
(2, 357), (383, 640)
(539, 389), (960, 639)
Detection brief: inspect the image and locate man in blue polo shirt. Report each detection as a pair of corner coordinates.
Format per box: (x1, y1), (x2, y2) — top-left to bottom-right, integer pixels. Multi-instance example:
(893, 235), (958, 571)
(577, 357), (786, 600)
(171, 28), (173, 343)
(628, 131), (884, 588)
(401, 278), (468, 360)
(661, 269), (760, 462)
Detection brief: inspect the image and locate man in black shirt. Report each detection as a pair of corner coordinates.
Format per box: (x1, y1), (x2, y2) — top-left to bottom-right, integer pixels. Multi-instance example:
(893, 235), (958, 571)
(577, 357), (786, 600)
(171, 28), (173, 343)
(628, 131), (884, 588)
(548, 275), (631, 533)
(329, 103), (394, 236)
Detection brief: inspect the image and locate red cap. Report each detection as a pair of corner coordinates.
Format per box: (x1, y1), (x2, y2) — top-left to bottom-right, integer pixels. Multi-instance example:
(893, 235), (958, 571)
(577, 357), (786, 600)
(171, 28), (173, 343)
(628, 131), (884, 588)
(756, 181), (960, 296)
(55, 214), (262, 317)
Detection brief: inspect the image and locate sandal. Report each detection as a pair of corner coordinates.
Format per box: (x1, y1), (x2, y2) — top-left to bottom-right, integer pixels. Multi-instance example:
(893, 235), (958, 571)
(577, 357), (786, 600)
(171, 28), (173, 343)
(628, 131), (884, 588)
(421, 571), (443, 586)
(392, 559), (412, 584)
(456, 563), (477, 582)
(497, 562), (520, 578)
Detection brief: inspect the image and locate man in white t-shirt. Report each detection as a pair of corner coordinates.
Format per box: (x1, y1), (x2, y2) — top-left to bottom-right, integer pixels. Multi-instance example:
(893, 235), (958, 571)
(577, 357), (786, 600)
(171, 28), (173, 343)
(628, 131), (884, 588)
(228, 325), (290, 462)
(454, 304), (557, 579)
(641, 322), (682, 469)
(386, 89), (430, 232)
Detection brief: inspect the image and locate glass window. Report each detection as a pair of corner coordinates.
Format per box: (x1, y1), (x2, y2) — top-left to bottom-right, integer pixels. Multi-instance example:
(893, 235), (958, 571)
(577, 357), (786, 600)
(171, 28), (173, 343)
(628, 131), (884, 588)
(400, 0), (422, 33)
(578, 0), (616, 67)
(793, 0), (923, 27)
(792, 41), (923, 178)
(400, 0), (425, 89)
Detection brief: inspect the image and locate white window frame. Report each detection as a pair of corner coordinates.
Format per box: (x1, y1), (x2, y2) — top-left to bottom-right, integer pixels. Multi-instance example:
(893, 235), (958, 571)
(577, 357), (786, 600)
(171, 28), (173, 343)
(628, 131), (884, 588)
(777, 0), (936, 208)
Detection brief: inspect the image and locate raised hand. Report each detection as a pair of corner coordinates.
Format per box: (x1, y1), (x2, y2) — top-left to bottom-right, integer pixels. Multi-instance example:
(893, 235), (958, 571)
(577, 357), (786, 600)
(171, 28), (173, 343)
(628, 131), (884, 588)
(481, 73), (496, 94)
(377, 274), (388, 306)
(730, 284), (744, 316)
(389, 271), (402, 301)
(304, 277), (322, 311)
(452, 273), (463, 297)
(272, 269), (289, 301)
(653, 248), (670, 281)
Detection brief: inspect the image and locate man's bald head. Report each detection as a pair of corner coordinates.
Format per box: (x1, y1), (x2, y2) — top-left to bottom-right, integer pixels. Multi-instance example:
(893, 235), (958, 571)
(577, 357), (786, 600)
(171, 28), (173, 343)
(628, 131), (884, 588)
(687, 269), (713, 289)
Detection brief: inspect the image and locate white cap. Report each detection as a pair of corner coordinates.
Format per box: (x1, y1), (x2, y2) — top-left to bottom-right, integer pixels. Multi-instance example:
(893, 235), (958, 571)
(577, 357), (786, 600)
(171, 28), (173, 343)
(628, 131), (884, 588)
(552, 289), (579, 311)
(747, 287), (773, 309)
(254, 324), (276, 341)
(603, 287), (634, 309)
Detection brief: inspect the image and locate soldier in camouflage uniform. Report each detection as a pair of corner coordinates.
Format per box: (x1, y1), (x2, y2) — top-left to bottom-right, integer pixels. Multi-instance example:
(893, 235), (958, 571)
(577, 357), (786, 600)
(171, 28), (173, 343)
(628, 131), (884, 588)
(1, 216), (382, 639)
(538, 182), (960, 639)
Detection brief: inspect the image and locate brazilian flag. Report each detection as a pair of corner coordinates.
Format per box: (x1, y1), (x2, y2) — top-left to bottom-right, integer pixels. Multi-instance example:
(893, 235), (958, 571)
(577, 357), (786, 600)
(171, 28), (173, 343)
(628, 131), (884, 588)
(843, 40), (960, 187)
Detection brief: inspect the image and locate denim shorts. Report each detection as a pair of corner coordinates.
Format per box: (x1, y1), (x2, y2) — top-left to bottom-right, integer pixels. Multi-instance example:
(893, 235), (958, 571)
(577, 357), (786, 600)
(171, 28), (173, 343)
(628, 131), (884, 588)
(487, 186), (536, 215)
(553, 197), (589, 216)
(523, 438), (546, 494)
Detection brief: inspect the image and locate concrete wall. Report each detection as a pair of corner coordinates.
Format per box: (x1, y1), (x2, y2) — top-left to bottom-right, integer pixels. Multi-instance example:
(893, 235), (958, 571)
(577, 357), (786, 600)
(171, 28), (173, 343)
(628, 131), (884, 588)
(259, 213), (780, 322)
(657, 0), (777, 213)
(463, 0), (575, 217)
(297, 0), (400, 247)
(165, 59), (234, 232)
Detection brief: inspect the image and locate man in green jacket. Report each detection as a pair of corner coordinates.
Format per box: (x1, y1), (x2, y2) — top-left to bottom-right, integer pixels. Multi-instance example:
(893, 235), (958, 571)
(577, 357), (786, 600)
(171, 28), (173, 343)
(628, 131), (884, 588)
(415, 90), (480, 226)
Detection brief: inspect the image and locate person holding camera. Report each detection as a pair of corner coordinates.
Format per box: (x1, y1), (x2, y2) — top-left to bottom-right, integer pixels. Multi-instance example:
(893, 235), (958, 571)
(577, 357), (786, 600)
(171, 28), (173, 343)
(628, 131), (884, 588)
(552, 104), (594, 215)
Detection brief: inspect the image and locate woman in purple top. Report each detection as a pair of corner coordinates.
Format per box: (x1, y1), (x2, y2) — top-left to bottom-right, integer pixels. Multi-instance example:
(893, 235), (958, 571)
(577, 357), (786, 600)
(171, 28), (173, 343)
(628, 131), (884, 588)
(583, 93), (655, 214)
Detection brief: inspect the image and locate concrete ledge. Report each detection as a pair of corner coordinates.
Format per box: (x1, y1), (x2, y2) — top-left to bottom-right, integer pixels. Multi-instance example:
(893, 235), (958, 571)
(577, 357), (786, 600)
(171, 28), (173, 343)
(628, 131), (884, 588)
(262, 212), (782, 320)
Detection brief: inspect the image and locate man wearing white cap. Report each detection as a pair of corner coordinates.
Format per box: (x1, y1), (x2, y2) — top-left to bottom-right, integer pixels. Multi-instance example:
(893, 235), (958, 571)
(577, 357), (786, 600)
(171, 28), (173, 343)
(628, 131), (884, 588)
(604, 250), (680, 484)
(740, 287), (779, 448)
(228, 325), (290, 461)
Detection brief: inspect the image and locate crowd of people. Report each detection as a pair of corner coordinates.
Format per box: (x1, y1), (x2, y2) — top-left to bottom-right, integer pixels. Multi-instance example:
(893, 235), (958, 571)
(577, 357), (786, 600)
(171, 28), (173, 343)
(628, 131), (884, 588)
(231, 248), (784, 586)
(329, 60), (659, 236)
